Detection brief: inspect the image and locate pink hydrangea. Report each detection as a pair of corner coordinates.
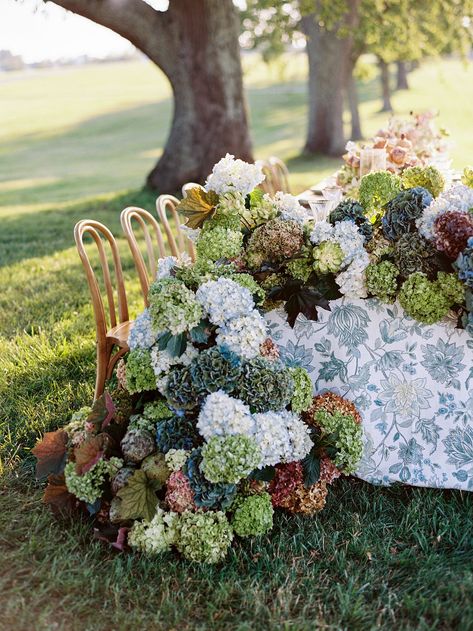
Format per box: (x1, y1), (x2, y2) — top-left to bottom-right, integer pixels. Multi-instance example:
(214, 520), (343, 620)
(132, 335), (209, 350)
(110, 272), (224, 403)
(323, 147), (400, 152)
(165, 471), (197, 513)
(319, 456), (341, 485)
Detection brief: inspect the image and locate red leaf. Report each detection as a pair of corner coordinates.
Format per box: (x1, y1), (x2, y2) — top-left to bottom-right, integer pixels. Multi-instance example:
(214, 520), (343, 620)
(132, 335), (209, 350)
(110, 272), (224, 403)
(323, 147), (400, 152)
(111, 527), (129, 551)
(43, 473), (77, 516)
(32, 430), (68, 480)
(102, 392), (116, 429)
(74, 435), (107, 475)
(86, 393), (116, 432)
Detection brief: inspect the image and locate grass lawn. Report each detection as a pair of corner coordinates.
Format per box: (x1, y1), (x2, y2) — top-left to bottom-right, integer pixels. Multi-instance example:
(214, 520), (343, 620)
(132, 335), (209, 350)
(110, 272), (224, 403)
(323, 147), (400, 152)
(1, 56), (473, 630)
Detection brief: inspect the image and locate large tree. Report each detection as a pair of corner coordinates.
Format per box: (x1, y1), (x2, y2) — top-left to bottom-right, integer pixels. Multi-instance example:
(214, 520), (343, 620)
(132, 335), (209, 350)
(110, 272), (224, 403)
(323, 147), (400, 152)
(50, 0), (253, 192)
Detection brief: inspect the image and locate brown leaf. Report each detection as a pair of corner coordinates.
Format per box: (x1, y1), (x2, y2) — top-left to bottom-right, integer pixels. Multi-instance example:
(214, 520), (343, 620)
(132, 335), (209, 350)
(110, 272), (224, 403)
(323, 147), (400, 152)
(74, 435), (108, 475)
(176, 187), (219, 229)
(43, 473), (77, 516)
(86, 392), (116, 431)
(32, 430), (68, 480)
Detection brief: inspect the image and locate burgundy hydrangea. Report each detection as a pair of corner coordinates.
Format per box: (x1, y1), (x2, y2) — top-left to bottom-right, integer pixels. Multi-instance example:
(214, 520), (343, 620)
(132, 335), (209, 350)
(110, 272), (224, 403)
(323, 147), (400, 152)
(434, 211), (473, 260)
(268, 462), (303, 508)
(260, 338), (280, 361)
(319, 456), (341, 485)
(165, 471), (197, 513)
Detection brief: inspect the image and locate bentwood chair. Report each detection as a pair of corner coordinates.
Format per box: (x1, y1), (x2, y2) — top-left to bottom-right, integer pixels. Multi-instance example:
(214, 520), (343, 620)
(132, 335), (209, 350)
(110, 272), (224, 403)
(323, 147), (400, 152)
(260, 156), (291, 195)
(156, 194), (196, 261)
(120, 206), (168, 306)
(74, 220), (133, 400)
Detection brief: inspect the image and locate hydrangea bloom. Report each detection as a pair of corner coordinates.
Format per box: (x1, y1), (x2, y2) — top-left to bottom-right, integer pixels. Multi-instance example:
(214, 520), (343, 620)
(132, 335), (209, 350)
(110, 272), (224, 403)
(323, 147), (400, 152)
(195, 278), (254, 327)
(456, 237), (473, 288)
(252, 410), (312, 467)
(197, 391), (254, 440)
(417, 184), (473, 239)
(335, 250), (370, 299)
(128, 308), (160, 350)
(157, 253), (192, 280)
(126, 349), (157, 394)
(216, 311), (267, 359)
(64, 457), (122, 505)
(176, 510), (234, 564)
(201, 434), (262, 484)
(205, 153), (265, 196)
(289, 366), (313, 414)
(309, 220), (334, 245)
(165, 471), (196, 513)
(311, 220), (366, 266)
(148, 278), (202, 336)
(165, 449), (190, 472)
(272, 191), (313, 225)
(231, 492), (274, 537)
(196, 227), (243, 262)
(150, 344), (198, 380)
(128, 507), (180, 555)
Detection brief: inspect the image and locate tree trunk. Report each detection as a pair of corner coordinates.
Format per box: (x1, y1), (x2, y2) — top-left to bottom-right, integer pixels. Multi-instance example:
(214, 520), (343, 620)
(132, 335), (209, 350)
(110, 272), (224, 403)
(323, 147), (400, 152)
(50, 0), (253, 193)
(396, 61), (409, 90)
(301, 3), (360, 156)
(378, 58), (393, 112)
(346, 70), (362, 140)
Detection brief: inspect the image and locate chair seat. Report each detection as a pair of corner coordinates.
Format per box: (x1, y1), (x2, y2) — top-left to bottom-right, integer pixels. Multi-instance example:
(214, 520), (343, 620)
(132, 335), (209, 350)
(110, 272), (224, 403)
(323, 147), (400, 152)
(107, 320), (134, 348)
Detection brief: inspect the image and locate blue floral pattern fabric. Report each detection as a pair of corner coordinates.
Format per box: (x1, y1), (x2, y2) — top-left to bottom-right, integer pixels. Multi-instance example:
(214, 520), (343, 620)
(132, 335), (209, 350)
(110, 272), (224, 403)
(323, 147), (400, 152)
(265, 298), (473, 491)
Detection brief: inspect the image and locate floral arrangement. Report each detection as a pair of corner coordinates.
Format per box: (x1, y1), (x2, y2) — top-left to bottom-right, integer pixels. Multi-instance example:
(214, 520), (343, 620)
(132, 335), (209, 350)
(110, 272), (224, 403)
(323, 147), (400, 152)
(338, 111), (450, 193)
(34, 155), (366, 564)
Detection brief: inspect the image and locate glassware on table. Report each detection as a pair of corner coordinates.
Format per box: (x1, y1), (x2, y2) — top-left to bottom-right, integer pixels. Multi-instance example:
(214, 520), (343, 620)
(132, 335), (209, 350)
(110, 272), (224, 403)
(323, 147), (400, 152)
(360, 148), (387, 177)
(308, 199), (333, 223)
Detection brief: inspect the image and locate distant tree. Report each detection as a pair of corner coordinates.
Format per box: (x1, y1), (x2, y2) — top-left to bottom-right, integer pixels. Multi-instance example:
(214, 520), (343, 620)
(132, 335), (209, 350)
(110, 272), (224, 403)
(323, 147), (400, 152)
(49, 0), (253, 192)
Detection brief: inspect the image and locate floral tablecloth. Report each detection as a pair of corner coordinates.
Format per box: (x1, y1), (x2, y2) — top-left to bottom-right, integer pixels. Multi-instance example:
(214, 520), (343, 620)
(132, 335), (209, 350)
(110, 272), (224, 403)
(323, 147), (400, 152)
(266, 299), (473, 491)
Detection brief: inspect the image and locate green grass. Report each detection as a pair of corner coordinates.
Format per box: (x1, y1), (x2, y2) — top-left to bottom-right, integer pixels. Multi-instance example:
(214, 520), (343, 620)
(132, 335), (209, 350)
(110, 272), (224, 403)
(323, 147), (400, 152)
(1, 55), (473, 630)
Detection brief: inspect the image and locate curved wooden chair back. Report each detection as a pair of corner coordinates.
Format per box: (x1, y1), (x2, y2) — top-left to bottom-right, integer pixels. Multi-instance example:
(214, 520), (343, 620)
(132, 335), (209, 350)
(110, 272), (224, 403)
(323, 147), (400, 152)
(156, 194), (196, 261)
(259, 159), (276, 195)
(182, 182), (204, 197)
(259, 157), (291, 196)
(121, 206), (167, 305)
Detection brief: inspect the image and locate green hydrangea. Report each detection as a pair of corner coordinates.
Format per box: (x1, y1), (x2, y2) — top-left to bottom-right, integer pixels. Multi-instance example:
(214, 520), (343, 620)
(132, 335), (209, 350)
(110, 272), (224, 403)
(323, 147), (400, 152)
(174, 259), (232, 290)
(236, 357), (294, 413)
(289, 366), (313, 413)
(461, 166), (473, 188)
(286, 256), (313, 283)
(231, 492), (274, 538)
(126, 349), (156, 394)
(141, 452), (170, 486)
(176, 510), (234, 564)
(64, 406), (92, 438)
(196, 227), (243, 262)
(393, 232), (440, 278)
(128, 400), (174, 433)
(359, 171), (402, 217)
(401, 165), (445, 198)
(201, 435), (262, 484)
(312, 241), (344, 274)
(365, 261), (399, 303)
(240, 190), (278, 228)
(230, 273), (266, 304)
(399, 272), (451, 324)
(203, 192), (244, 232)
(148, 278), (202, 336)
(164, 449), (190, 472)
(437, 271), (465, 305)
(128, 507), (180, 555)
(314, 410), (362, 474)
(64, 457), (123, 504)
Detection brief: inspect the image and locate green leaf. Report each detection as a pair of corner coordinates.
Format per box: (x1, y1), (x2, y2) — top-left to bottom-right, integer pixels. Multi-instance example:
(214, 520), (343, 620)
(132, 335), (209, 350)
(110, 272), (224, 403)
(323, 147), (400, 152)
(166, 333), (187, 357)
(189, 319), (211, 344)
(177, 188), (219, 229)
(250, 465), (276, 482)
(158, 331), (172, 351)
(248, 187), (264, 208)
(302, 446), (321, 488)
(116, 470), (159, 522)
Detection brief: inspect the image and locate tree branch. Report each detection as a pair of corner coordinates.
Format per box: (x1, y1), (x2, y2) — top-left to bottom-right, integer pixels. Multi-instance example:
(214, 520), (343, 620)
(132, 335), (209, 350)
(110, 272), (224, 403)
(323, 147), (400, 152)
(48, 0), (175, 75)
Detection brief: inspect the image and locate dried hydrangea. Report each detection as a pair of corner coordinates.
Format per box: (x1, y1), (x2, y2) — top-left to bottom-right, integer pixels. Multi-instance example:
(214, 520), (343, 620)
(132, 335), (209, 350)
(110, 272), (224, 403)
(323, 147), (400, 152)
(231, 492), (274, 537)
(196, 277), (254, 327)
(111, 466), (134, 495)
(393, 232), (441, 278)
(184, 448), (237, 510)
(417, 184), (473, 240)
(141, 452), (170, 486)
(289, 366), (313, 414)
(128, 308), (160, 351)
(205, 153), (265, 196)
(190, 347), (242, 397)
(64, 457), (122, 505)
(121, 428), (155, 463)
(365, 260), (399, 303)
(155, 415), (200, 454)
(260, 337), (280, 361)
(125, 349), (156, 394)
(456, 237), (473, 288)
(399, 272), (461, 324)
(201, 434), (262, 484)
(319, 456), (341, 485)
(216, 311), (267, 360)
(268, 461), (302, 507)
(196, 227), (243, 262)
(358, 171), (402, 216)
(128, 507), (180, 555)
(401, 165), (445, 197)
(268, 462), (328, 515)
(236, 357), (294, 413)
(382, 187), (433, 241)
(305, 392), (362, 426)
(165, 470), (197, 513)
(164, 449), (190, 472)
(312, 241), (344, 274)
(64, 406), (92, 447)
(116, 358), (127, 390)
(197, 391), (254, 441)
(434, 211), (473, 260)
(176, 510), (234, 564)
(245, 218), (304, 269)
(148, 278), (202, 336)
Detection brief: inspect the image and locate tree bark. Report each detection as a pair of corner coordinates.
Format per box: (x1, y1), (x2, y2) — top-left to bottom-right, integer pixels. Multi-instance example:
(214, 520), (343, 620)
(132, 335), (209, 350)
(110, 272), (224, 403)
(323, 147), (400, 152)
(49, 0), (253, 193)
(346, 70), (362, 140)
(378, 58), (393, 112)
(301, 2), (360, 156)
(396, 61), (409, 90)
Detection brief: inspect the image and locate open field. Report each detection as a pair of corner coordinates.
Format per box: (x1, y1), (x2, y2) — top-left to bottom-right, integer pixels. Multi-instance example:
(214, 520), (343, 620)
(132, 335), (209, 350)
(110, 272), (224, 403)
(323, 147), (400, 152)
(1, 56), (473, 630)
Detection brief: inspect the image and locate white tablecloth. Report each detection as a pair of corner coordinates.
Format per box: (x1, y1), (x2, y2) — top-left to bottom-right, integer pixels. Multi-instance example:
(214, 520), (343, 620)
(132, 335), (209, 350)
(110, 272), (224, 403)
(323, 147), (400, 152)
(266, 299), (473, 491)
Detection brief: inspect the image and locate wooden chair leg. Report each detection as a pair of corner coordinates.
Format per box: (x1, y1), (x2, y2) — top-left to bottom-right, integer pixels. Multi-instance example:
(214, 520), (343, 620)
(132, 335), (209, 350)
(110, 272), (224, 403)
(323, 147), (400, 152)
(94, 342), (109, 400)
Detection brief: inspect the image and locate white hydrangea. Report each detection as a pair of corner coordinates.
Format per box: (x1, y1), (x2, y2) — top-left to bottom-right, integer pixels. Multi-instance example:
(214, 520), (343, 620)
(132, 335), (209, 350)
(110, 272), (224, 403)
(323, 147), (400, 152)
(179, 224), (201, 243)
(310, 220), (334, 245)
(195, 278), (255, 327)
(128, 507), (180, 555)
(336, 250), (370, 299)
(156, 253), (192, 280)
(216, 310), (267, 360)
(197, 391), (254, 440)
(252, 410), (312, 467)
(165, 449), (190, 472)
(205, 153), (265, 196)
(150, 343), (198, 379)
(332, 220), (366, 263)
(128, 309), (160, 350)
(416, 183), (473, 239)
(271, 191), (313, 225)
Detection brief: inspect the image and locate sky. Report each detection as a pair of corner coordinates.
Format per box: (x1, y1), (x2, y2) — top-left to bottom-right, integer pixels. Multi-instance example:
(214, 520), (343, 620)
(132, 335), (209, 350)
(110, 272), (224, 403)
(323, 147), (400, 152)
(0, 0), (169, 63)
